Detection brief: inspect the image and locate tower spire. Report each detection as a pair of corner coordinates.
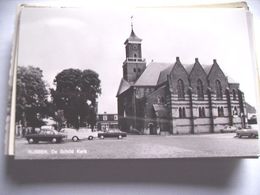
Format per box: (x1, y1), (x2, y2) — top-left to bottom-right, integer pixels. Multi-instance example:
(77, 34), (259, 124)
(131, 16), (133, 31)
(124, 16), (142, 45)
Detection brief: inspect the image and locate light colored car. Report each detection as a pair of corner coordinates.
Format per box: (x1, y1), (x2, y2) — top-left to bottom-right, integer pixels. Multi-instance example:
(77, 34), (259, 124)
(60, 128), (97, 142)
(220, 125), (237, 133)
(79, 128), (98, 138)
(236, 126), (258, 138)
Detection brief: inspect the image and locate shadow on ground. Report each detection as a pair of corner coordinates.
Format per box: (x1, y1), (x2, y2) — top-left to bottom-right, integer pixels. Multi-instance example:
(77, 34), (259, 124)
(5, 156), (243, 187)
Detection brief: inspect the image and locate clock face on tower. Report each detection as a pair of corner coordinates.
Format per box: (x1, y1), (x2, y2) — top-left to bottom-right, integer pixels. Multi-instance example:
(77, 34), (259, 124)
(125, 39), (143, 59)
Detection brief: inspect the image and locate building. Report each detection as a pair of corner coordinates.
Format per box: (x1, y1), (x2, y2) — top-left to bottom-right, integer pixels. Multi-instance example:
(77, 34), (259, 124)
(96, 113), (118, 131)
(116, 27), (247, 135)
(246, 102), (257, 124)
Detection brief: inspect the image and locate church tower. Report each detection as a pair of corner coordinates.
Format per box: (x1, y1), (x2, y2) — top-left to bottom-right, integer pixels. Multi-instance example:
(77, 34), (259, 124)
(123, 22), (146, 83)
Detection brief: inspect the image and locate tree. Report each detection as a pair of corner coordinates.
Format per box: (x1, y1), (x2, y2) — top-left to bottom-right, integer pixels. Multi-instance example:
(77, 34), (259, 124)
(51, 68), (101, 129)
(16, 66), (48, 128)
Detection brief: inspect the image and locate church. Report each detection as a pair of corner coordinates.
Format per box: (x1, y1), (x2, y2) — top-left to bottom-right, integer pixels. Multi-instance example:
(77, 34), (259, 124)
(116, 27), (247, 135)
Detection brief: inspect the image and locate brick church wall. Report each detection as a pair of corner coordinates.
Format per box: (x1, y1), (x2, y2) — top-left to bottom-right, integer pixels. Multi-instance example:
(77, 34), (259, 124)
(172, 118), (192, 134)
(144, 86), (167, 132)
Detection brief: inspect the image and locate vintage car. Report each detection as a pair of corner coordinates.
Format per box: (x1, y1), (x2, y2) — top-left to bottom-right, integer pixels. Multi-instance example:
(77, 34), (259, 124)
(98, 129), (127, 139)
(25, 129), (66, 144)
(220, 125), (237, 133)
(60, 128), (98, 142)
(236, 127), (258, 138)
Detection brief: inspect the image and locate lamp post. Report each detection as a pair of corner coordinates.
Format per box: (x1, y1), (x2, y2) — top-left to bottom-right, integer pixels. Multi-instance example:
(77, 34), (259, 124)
(240, 112), (245, 128)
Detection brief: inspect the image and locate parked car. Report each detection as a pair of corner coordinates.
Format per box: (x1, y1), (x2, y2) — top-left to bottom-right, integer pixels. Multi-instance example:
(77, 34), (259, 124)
(236, 127), (258, 138)
(25, 129), (66, 144)
(220, 125), (237, 133)
(248, 114), (257, 124)
(79, 128), (99, 140)
(60, 128), (98, 142)
(98, 129), (127, 139)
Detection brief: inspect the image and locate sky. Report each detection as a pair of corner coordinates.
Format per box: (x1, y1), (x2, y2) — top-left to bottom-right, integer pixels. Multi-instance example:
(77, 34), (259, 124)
(17, 5), (258, 113)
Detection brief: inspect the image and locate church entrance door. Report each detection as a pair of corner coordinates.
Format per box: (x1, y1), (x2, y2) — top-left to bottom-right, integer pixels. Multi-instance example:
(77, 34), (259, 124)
(148, 123), (156, 135)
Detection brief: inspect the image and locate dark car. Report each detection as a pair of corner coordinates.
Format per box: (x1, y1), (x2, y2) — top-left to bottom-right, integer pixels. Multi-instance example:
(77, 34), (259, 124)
(25, 129), (66, 144)
(98, 129), (127, 139)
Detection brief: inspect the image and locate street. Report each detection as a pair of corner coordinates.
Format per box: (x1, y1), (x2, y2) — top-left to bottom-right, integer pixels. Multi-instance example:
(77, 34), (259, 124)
(15, 133), (259, 159)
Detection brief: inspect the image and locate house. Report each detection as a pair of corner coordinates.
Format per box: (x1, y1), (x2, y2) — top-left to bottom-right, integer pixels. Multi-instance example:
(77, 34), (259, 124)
(96, 113), (118, 131)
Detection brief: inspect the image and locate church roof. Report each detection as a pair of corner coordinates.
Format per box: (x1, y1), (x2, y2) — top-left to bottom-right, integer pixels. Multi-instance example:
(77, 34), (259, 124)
(124, 29), (142, 44)
(157, 63), (194, 85)
(135, 62), (172, 86)
(116, 78), (132, 96)
(136, 60), (215, 87)
(157, 64), (174, 85)
(119, 58), (223, 92)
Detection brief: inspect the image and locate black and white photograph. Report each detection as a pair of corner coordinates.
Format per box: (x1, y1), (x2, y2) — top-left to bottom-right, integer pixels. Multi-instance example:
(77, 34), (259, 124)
(10, 4), (259, 159)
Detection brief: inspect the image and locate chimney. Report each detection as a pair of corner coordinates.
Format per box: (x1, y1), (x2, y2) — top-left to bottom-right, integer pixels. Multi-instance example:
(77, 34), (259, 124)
(195, 58), (199, 63)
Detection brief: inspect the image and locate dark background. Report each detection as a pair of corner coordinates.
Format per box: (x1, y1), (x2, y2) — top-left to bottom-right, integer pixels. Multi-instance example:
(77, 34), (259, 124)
(1, 0), (260, 194)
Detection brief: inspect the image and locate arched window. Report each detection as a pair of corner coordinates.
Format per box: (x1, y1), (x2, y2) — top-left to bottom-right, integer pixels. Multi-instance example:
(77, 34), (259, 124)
(179, 107), (182, 118)
(177, 79), (185, 100)
(218, 106), (224, 117)
(199, 107), (205, 117)
(233, 106), (238, 115)
(179, 107), (186, 118)
(197, 79), (204, 100)
(232, 89), (237, 100)
(182, 107), (186, 118)
(134, 53), (137, 58)
(202, 107), (205, 117)
(216, 80), (223, 100)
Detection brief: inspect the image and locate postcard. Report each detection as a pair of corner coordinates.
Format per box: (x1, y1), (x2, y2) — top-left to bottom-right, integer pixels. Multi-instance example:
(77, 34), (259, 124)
(6, 3), (259, 159)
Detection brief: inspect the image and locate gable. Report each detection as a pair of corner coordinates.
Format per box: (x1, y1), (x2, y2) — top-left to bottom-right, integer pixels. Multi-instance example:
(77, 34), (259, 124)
(208, 62), (228, 90)
(189, 62), (208, 92)
(169, 62), (189, 94)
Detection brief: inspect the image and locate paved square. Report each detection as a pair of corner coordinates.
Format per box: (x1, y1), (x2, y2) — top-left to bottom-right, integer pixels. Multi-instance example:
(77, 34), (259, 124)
(15, 133), (259, 159)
